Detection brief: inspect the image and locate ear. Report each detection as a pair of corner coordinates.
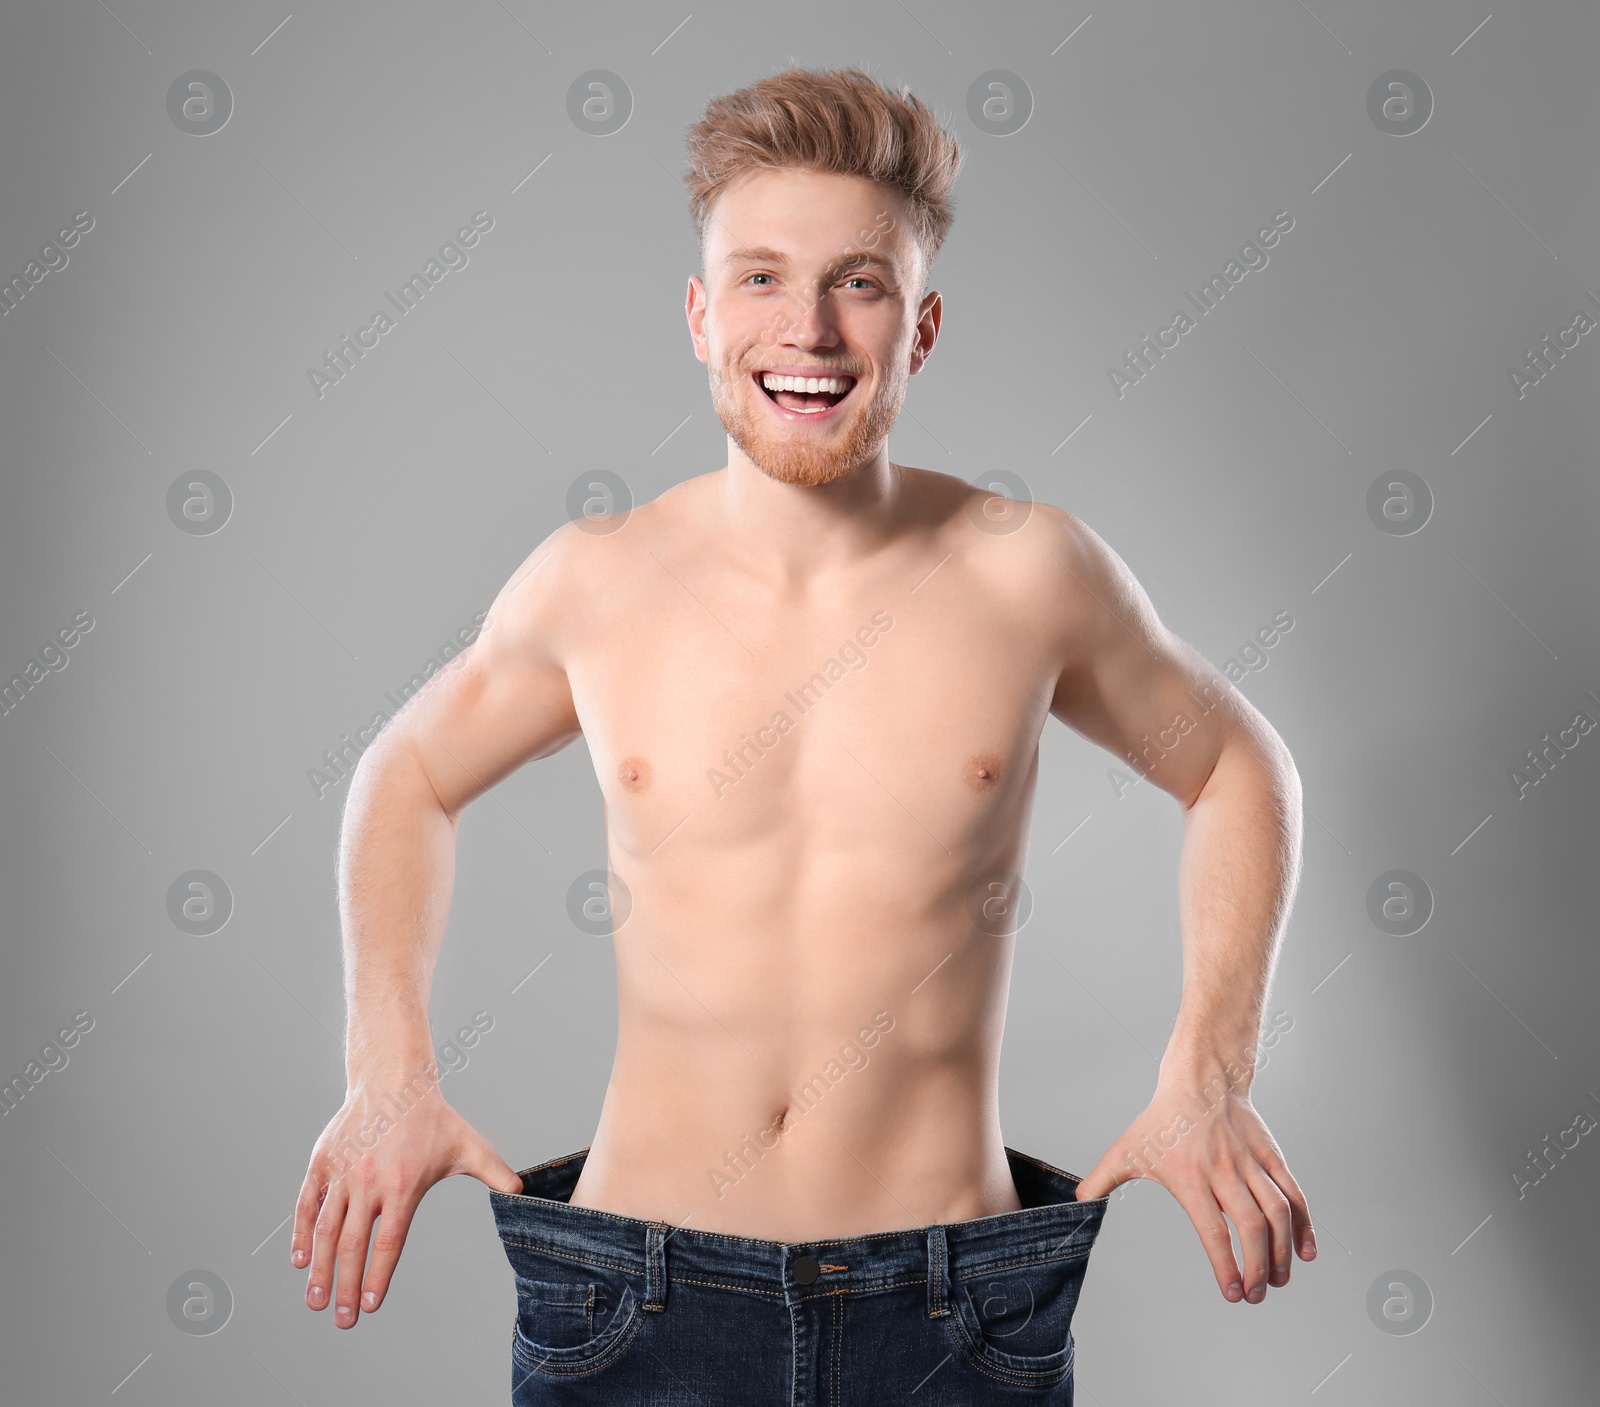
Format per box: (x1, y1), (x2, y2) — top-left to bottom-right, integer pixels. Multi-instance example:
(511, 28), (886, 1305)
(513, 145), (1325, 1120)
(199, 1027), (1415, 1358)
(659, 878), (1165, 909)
(910, 289), (941, 374)
(686, 274), (709, 365)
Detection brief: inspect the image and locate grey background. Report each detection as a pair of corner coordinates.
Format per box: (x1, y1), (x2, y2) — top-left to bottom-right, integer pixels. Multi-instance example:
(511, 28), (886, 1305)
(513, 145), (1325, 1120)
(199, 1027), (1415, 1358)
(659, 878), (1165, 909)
(2, 1), (1596, 1403)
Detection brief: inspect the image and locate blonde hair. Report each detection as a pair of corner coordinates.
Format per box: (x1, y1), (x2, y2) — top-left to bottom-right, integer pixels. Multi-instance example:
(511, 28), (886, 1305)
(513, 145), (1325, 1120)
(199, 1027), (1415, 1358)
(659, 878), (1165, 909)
(682, 64), (963, 296)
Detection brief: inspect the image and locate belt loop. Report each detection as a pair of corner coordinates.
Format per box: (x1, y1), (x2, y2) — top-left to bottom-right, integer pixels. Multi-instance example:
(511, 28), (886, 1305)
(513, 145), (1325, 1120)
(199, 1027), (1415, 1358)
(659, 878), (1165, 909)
(644, 1224), (668, 1312)
(926, 1224), (948, 1318)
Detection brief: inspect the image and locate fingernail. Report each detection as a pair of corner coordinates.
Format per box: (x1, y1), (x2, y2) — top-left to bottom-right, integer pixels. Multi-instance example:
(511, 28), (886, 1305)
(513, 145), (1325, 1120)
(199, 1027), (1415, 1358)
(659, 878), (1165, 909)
(1247, 1286), (1265, 1303)
(362, 1290), (377, 1310)
(1303, 1234), (1317, 1256)
(292, 1249), (308, 1267)
(336, 1304), (354, 1324)
(1226, 1282), (1242, 1300)
(308, 1285), (326, 1306)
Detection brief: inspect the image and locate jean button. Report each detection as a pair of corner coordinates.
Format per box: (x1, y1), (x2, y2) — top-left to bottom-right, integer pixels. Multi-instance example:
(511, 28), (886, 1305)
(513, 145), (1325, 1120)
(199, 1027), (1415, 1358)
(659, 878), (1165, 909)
(793, 1255), (820, 1285)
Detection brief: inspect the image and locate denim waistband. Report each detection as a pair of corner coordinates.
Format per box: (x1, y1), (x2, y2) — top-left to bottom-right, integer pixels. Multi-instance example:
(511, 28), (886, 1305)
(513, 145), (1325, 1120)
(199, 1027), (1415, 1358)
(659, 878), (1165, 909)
(489, 1145), (1110, 1312)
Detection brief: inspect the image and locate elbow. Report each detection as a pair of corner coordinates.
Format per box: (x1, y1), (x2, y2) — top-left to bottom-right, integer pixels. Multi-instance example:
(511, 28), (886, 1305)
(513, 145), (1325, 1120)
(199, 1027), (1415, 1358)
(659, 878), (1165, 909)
(1185, 725), (1299, 813)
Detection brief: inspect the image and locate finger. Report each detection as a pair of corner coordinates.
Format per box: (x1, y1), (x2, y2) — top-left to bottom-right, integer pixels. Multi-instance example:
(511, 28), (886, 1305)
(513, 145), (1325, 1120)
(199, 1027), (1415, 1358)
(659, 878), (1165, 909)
(1256, 1140), (1316, 1261)
(291, 1167), (324, 1270)
(361, 1188), (422, 1314)
(334, 1195), (377, 1328)
(1241, 1162), (1295, 1289)
(1072, 1145), (1142, 1201)
(1215, 1173), (1272, 1303)
(307, 1177), (349, 1312)
(1165, 1182), (1243, 1301)
(452, 1130), (526, 1195)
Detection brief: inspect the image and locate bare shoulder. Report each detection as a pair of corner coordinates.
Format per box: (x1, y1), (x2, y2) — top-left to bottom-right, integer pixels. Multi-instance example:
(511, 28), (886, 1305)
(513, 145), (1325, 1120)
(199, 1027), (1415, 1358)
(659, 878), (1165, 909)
(495, 477), (699, 655)
(931, 472), (1140, 634)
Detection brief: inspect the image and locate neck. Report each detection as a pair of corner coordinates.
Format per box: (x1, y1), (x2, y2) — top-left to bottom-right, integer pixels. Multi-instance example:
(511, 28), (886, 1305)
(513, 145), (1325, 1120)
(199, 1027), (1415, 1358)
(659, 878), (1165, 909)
(715, 452), (905, 582)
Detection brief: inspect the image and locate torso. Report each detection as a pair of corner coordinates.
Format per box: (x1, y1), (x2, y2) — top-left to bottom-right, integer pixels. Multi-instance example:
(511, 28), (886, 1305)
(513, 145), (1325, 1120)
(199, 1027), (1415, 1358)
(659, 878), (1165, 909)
(561, 466), (1073, 1240)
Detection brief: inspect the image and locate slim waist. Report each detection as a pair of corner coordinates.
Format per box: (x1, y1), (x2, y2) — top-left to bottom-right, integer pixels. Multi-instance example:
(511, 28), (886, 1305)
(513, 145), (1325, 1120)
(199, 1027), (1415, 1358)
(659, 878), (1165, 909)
(488, 1145), (1110, 1299)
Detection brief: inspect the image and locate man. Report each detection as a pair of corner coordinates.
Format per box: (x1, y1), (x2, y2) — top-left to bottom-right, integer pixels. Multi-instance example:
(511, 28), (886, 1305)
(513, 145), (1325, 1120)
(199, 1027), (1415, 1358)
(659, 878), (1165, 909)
(295, 65), (1314, 1403)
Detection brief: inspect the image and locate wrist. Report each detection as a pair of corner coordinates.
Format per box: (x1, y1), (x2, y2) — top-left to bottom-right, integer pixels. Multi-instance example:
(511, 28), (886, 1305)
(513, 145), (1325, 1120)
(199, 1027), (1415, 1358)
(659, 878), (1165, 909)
(1158, 1034), (1260, 1094)
(344, 1014), (435, 1087)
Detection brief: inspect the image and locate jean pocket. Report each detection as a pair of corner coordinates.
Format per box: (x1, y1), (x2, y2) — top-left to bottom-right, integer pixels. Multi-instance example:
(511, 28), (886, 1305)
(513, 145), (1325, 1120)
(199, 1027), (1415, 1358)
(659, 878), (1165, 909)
(945, 1251), (1091, 1386)
(500, 1240), (645, 1377)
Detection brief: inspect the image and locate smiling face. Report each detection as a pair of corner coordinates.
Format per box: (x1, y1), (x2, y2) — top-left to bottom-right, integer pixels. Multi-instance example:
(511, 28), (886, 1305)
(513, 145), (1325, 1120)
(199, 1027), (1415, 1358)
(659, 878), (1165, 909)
(687, 168), (940, 488)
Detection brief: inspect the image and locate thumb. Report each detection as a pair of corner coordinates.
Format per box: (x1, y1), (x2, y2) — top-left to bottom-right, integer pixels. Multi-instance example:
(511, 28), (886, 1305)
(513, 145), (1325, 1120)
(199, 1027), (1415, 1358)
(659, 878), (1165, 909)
(1074, 1148), (1139, 1201)
(456, 1132), (526, 1194)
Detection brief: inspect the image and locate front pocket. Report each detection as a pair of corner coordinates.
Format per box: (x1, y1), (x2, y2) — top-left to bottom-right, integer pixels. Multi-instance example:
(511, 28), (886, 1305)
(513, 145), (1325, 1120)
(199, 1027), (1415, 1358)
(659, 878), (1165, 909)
(500, 1241), (645, 1376)
(945, 1251), (1091, 1384)
(517, 1278), (613, 1352)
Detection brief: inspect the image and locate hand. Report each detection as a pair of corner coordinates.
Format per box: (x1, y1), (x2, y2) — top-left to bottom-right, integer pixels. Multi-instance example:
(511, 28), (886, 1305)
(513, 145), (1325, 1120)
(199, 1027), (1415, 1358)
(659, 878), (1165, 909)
(293, 1066), (524, 1328)
(1073, 1071), (1315, 1303)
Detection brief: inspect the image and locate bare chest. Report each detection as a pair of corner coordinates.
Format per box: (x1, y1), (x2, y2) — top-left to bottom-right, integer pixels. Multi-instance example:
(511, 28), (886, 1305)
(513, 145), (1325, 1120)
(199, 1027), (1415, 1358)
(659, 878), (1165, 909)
(567, 549), (1059, 866)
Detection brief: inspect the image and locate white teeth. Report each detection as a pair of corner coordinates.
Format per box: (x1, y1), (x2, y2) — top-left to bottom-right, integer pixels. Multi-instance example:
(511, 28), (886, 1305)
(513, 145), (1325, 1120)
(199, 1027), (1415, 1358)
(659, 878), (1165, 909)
(759, 372), (854, 395)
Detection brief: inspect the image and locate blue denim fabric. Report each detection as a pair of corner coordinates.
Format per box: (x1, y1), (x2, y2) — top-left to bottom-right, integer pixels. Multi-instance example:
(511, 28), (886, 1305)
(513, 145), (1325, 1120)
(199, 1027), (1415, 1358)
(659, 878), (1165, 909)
(489, 1145), (1111, 1405)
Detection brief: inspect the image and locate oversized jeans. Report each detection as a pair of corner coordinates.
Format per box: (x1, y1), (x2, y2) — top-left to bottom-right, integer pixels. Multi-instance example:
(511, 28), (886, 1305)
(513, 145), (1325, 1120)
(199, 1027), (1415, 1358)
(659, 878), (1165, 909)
(489, 1144), (1111, 1405)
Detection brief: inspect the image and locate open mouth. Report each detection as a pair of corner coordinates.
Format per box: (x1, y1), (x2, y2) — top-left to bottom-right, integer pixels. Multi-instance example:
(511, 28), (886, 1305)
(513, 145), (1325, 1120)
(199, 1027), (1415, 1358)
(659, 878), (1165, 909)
(753, 370), (857, 416)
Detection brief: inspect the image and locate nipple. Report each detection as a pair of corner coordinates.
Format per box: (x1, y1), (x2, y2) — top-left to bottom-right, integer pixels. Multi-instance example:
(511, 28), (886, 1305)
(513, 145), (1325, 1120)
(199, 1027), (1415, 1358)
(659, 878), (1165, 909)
(964, 753), (1002, 791)
(618, 756), (651, 792)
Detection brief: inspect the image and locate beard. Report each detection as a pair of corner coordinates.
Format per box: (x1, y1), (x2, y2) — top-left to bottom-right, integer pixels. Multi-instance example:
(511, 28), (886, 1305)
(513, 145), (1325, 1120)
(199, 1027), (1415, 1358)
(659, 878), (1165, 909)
(707, 348), (910, 488)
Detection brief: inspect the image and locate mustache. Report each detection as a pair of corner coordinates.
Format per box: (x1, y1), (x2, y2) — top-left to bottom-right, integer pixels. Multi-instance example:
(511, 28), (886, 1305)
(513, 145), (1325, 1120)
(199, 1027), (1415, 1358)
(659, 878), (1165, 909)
(739, 363), (862, 379)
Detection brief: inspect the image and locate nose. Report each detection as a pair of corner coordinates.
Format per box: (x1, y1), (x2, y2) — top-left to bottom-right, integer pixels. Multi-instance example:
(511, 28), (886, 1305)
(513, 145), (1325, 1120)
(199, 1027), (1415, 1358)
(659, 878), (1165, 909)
(756, 286), (843, 359)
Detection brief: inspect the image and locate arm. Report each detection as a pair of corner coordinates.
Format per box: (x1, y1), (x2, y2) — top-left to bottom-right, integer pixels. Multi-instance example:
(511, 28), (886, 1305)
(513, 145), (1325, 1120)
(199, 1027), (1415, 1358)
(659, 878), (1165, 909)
(1039, 507), (1315, 1303)
(293, 521), (588, 1330)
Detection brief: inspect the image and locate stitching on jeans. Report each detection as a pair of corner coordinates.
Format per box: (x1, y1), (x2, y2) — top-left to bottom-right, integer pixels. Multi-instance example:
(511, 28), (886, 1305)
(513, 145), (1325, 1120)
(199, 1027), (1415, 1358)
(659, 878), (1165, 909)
(940, 1312), (1073, 1387)
(498, 1239), (638, 1276)
(789, 1286), (798, 1404)
(511, 1300), (646, 1379)
(954, 1249), (1091, 1278)
(669, 1274), (784, 1298)
(832, 1289), (841, 1407)
(662, 1273), (933, 1300)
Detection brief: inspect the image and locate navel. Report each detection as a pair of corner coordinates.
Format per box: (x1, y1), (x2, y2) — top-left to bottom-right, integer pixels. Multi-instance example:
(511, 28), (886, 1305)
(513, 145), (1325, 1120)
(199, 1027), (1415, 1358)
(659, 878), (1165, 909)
(963, 753), (1003, 791)
(618, 755), (652, 792)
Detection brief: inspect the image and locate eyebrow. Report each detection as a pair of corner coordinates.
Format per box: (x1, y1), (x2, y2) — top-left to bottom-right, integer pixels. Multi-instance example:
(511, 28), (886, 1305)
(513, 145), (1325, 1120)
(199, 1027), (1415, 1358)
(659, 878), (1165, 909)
(721, 245), (898, 278)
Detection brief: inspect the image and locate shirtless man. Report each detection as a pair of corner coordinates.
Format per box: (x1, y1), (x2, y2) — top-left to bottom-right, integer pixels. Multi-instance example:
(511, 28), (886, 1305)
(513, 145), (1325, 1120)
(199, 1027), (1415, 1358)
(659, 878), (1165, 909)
(294, 66), (1313, 1403)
